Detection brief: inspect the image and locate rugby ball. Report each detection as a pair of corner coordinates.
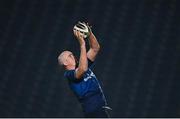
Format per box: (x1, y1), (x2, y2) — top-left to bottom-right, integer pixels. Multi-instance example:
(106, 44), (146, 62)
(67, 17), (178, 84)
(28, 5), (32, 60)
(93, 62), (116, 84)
(73, 22), (89, 38)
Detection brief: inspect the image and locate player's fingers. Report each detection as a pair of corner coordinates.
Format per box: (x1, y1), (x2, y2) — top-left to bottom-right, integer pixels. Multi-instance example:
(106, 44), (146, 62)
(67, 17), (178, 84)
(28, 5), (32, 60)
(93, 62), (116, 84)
(76, 30), (81, 38)
(77, 31), (83, 39)
(79, 33), (83, 39)
(74, 30), (79, 38)
(86, 22), (91, 29)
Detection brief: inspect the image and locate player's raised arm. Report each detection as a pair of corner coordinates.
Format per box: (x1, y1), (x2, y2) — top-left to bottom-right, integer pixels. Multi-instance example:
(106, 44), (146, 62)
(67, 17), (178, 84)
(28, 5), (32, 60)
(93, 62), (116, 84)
(74, 30), (88, 79)
(87, 24), (100, 62)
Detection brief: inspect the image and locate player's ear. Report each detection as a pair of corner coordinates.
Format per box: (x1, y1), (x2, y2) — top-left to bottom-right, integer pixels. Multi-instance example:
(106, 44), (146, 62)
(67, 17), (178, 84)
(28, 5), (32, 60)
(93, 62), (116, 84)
(63, 60), (68, 66)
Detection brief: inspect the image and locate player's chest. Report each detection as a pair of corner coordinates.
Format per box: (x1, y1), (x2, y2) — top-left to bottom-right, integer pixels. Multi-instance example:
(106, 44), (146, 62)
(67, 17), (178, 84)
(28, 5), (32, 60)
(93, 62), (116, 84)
(83, 70), (96, 82)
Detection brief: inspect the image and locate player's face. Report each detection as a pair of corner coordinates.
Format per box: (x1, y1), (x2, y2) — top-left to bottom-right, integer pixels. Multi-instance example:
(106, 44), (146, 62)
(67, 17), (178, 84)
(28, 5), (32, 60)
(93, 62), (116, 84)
(64, 52), (76, 66)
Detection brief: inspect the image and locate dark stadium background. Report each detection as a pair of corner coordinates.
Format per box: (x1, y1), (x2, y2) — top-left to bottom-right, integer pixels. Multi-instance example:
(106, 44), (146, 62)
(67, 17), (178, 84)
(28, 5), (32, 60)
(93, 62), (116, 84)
(0, 0), (180, 117)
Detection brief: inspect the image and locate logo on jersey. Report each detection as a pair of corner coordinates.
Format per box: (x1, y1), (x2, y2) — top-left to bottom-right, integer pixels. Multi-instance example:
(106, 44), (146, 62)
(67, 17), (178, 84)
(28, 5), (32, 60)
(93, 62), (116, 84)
(84, 71), (95, 82)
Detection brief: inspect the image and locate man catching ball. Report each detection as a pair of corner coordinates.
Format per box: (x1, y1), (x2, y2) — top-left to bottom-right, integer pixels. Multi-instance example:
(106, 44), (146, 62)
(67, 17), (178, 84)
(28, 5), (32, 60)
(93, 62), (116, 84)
(58, 22), (111, 117)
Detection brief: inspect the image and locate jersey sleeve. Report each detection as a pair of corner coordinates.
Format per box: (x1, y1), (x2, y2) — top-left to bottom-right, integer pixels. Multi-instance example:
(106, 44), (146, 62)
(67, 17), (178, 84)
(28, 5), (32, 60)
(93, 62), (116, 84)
(88, 58), (94, 69)
(64, 70), (76, 81)
(64, 59), (94, 80)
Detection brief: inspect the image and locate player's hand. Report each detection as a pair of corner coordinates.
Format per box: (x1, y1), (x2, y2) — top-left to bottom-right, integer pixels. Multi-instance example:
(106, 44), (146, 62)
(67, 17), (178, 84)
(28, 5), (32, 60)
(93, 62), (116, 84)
(85, 22), (92, 37)
(86, 22), (92, 33)
(73, 30), (85, 45)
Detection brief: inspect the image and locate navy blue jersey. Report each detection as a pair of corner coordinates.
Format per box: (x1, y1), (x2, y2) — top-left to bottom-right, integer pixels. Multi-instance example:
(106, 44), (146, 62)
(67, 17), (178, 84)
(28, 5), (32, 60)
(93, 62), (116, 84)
(64, 59), (108, 113)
